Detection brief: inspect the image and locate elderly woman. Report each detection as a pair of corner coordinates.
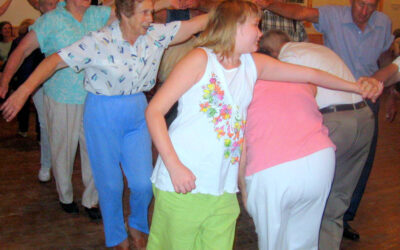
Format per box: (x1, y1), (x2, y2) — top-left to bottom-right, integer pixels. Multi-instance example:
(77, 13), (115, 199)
(1, 0), (208, 248)
(0, 0), (112, 218)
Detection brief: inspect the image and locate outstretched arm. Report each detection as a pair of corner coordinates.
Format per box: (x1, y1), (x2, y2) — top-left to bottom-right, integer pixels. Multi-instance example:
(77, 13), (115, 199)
(1, 53), (67, 121)
(238, 139), (248, 210)
(253, 52), (383, 101)
(256, 0), (319, 23)
(0, 0), (12, 15)
(145, 48), (206, 194)
(373, 57), (400, 86)
(170, 13), (208, 45)
(0, 31), (40, 98)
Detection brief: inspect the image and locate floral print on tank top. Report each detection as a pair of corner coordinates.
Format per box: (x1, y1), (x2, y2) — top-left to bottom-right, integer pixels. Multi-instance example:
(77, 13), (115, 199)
(199, 73), (245, 165)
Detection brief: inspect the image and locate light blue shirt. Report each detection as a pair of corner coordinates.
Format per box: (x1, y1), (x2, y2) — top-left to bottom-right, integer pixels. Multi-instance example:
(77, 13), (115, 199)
(58, 20), (180, 96)
(314, 5), (393, 79)
(30, 2), (111, 104)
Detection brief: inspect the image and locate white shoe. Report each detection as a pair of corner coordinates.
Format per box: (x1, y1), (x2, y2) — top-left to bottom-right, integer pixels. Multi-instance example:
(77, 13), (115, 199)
(38, 167), (51, 182)
(17, 131), (28, 137)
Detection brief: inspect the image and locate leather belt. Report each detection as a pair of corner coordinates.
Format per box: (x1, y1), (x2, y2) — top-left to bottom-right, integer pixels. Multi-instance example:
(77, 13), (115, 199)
(319, 101), (367, 114)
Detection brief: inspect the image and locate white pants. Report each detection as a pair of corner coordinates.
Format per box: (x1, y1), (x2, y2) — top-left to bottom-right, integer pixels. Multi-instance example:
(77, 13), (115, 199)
(246, 148), (335, 250)
(44, 95), (98, 208)
(32, 87), (51, 170)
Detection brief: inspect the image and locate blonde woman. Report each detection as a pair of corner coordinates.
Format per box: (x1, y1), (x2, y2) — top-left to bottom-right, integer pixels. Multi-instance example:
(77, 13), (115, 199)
(145, 1), (382, 249)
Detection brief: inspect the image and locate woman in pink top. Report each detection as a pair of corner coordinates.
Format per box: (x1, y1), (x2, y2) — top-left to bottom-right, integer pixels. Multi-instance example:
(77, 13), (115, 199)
(239, 33), (336, 250)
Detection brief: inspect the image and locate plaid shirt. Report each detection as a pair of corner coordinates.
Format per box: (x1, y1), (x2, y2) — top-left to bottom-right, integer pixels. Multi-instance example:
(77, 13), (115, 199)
(261, 10), (308, 42)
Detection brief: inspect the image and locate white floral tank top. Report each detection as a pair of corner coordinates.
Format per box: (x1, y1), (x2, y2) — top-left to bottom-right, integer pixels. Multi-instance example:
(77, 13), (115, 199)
(151, 48), (257, 195)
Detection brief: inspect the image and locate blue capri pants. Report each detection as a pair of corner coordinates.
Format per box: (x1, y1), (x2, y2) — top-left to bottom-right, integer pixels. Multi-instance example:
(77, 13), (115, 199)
(83, 92), (153, 247)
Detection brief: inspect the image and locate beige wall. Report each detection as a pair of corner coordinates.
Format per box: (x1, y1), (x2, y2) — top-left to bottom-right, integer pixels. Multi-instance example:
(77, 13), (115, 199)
(0, 0), (40, 26)
(383, 0), (400, 31)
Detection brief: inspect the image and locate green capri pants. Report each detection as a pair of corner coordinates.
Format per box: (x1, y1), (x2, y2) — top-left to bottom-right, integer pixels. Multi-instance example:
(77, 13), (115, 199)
(147, 186), (240, 250)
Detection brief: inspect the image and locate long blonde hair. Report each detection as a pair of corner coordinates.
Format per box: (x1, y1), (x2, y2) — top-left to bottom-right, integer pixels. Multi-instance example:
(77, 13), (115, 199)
(195, 0), (261, 59)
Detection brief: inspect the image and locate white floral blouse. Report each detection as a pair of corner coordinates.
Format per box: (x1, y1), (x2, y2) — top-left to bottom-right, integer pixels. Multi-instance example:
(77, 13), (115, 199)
(58, 20), (181, 96)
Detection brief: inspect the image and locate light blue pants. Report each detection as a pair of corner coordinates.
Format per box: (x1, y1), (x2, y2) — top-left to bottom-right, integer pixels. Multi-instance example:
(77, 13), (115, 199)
(83, 92), (153, 247)
(32, 87), (51, 170)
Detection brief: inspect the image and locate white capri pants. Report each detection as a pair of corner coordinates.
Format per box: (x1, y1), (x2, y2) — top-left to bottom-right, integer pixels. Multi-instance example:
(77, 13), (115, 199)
(245, 147), (335, 250)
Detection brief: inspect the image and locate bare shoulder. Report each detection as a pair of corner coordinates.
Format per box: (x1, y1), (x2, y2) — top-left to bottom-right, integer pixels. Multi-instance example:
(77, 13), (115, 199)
(183, 47), (208, 64)
(251, 52), (273, 70)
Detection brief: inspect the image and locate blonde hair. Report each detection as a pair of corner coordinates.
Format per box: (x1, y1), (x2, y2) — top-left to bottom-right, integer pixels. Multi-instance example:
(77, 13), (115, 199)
(195, 0), (261, 59)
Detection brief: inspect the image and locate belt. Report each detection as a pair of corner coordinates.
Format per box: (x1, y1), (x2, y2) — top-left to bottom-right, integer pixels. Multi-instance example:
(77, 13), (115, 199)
(319, 101), (367, 114)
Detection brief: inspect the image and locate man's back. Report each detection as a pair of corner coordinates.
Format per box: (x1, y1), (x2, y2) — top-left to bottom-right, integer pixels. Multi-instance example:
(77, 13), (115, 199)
(278, 42), (362, 108)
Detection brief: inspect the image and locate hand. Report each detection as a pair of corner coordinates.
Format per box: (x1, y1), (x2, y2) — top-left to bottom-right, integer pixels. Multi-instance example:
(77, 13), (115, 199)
(169, 163), (196, 194)
(357, 77), (384, 102)
(385, 87), (400, 122)
(0, 86), (30, 122)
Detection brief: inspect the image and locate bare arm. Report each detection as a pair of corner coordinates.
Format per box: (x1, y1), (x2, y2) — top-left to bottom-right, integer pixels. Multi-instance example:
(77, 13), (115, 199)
(145, 48), (206, 193)
(170, 13), (208, 45)
(0, 0), (12, 15)
(1, 53), (67, 121)
(154, 0), (192, 12)
(257, 1), (319, 23)
(253, 52), (383, 101)
(238, 138), (248, 210)
(373, 57), (400, 86)
(102, 0), (115, 6)
(105, 5), (117, 25)
(0, 31), (40, 98)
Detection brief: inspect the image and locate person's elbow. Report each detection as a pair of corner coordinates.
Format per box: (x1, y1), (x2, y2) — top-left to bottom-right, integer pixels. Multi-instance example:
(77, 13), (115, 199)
(145, 102), (159, 125)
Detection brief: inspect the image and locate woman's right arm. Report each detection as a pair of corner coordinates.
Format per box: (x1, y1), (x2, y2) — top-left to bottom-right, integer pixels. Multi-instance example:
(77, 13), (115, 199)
(145, 48), (206, 194)
(0, 31), (40, 98)
(253, 52), (383, 101)
(1, 53), (67, 121)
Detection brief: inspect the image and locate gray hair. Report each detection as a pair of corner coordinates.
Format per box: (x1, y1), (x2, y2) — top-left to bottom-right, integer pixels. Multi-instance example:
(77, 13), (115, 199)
(258, 30), (291, 58)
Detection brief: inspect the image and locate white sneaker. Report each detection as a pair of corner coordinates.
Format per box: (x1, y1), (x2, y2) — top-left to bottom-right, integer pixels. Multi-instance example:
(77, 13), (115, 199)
(38, 167), (51, 182)
(17, 131), (28, 137)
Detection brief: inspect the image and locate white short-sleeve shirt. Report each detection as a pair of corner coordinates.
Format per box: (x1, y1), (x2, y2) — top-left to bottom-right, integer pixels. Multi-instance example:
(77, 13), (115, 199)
(279, 42), (362, 109)
(58, 20), (181, 95)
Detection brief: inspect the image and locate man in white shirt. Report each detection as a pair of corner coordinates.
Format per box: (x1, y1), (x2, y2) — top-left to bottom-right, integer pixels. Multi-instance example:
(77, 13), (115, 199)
(260, 30), (375, 250)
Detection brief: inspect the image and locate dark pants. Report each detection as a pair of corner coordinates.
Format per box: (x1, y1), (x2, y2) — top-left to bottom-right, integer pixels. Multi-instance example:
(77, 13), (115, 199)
(344, 99), (379, 223)
(17, 100), (30, 132)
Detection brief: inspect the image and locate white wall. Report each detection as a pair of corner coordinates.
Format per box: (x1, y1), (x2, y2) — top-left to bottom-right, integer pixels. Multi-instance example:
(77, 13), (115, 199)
(0, 0), (40, 26)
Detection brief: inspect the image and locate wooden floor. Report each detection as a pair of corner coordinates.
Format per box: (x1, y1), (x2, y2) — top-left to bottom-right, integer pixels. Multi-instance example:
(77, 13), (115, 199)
(0, 94), (399, 249)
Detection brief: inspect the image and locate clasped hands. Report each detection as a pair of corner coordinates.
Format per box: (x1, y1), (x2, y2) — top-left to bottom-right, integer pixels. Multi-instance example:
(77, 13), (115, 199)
(356, 77), (384, 102)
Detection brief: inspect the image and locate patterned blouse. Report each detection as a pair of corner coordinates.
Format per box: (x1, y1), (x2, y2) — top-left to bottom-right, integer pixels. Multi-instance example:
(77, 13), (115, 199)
(58, 20), (181, 96)
(31, 1), (111, 104)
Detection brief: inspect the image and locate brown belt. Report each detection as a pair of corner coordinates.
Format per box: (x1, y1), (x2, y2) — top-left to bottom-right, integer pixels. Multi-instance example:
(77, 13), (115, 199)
(319, 101), (367, 114)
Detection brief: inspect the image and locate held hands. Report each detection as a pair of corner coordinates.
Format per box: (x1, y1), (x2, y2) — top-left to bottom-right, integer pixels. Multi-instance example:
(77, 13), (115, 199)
(356, 77), (384, 102)
(169, 163), (196, 194)
(0, 86), (30, 122)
